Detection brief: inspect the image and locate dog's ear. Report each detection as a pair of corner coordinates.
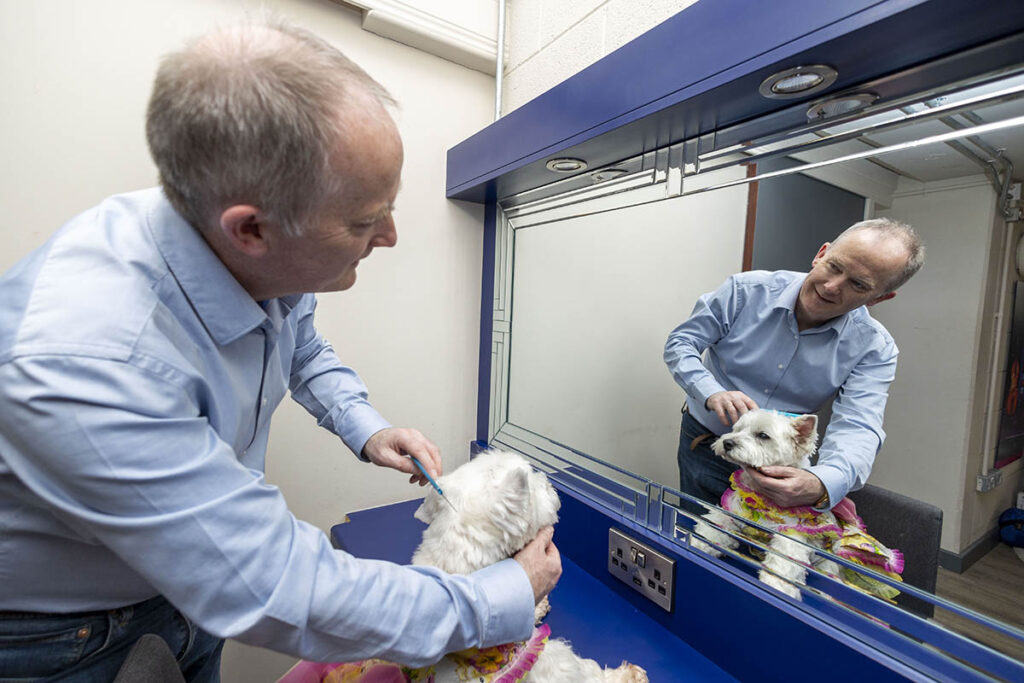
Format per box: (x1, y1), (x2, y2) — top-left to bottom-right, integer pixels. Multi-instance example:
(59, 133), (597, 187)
(414, 494), (440, 524)
(792, 414), (818, 451)
(491, 466), (532, 538)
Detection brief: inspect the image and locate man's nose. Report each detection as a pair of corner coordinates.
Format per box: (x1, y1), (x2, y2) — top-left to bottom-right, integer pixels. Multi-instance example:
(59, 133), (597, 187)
(372, 216), (397, 248)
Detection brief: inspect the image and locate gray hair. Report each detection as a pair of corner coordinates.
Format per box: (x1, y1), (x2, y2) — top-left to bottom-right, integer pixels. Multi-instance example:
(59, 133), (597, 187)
(146, 20), (395, 236)
(829, 218), (925, 292)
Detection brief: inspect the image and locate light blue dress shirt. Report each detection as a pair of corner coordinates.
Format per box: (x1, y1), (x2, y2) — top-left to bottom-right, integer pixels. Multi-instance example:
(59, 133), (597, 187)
(664, 270), (898, 507)
(0, 188), (533, 665)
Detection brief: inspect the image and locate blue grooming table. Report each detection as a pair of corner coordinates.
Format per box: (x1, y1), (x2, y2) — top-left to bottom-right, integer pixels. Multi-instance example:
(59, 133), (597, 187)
(330, 498), (735, 681)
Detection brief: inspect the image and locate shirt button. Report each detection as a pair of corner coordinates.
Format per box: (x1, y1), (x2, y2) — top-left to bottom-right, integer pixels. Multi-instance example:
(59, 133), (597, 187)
(778, 364), (784, 369)
(261, 397), (268, 407)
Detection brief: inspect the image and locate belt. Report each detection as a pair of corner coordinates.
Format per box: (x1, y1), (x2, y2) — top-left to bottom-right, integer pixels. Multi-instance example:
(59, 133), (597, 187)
(690, 433), (714, 450)
(682, 406), (716, 450)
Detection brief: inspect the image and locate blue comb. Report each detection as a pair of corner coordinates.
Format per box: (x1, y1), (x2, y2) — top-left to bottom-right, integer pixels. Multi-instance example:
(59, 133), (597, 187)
(407, 456), (457, 511)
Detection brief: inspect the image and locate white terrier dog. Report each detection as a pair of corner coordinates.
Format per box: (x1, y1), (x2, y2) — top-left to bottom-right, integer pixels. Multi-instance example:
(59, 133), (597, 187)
(691, 410), (841, 600)
(281, 450), (648, 682)
(412, 449), (648, 682)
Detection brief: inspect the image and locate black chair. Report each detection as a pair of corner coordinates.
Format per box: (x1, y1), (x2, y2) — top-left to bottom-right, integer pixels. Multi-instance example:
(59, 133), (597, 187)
(113, 634), (186, 683)
(847, 484), (943, 619)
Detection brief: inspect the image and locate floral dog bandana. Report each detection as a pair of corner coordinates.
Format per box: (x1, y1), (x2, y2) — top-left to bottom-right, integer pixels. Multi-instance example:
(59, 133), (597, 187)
(278, 624), (551, 683)
(721, 471), (904, 601)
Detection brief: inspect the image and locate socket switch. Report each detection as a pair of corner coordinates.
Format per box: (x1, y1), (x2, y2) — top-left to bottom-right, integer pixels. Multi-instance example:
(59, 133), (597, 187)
(607, 528), (675, 612)
(977, 469), (1002, 492)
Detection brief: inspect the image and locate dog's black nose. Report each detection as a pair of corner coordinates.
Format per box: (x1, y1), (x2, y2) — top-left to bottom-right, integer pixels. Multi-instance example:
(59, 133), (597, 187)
(722, 439), (733, 452)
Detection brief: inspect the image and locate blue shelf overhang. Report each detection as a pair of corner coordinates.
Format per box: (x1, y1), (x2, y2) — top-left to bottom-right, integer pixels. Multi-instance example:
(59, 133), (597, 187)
(446, 0), (1024, 203)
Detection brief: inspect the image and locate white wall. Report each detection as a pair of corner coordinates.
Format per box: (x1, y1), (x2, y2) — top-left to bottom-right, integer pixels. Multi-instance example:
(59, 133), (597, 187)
(502, 0), (698, 114)
(874, 178), (1023, 554)
(0, 0), (493, 679)
(508, 175), (748, 488)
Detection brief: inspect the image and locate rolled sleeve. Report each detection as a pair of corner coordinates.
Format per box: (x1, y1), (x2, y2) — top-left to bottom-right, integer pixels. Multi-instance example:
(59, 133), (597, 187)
(810, 338), (897, 506)
(664, 276), (741, 417)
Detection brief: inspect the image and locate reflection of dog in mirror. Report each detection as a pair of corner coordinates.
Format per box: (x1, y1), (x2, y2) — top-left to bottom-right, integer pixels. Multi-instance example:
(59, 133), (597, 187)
(412, 449), (648, 682)
(691, 409), (840, 600)
(282, 450), (648, 682)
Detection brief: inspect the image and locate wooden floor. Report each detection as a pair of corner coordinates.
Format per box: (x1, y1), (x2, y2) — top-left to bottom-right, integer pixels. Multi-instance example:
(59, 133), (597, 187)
(933, 543), (1024, 663)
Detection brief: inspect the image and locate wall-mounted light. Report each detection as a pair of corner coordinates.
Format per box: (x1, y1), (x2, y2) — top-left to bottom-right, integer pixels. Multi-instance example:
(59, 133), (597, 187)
(758, 65), (838, 99)
(806, 92), (878, 121)
(545, 157), (588, 173)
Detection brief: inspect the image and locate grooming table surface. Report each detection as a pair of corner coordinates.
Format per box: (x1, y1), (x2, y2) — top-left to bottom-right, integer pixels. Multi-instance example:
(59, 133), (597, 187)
(330, 499), (735, 682)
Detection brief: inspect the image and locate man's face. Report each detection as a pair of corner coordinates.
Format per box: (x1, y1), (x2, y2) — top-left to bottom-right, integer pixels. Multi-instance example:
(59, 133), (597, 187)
(274, 107), (404, 295)
(796, 230), (906, 329)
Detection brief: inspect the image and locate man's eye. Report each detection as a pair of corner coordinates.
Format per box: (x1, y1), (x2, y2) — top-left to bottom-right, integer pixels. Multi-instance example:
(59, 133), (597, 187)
(852, 281), (869, 292)
(756, 432), (771, 440)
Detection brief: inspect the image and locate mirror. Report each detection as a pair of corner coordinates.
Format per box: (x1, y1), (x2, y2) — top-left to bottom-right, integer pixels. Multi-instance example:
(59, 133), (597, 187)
(489, 67), (1024, 659)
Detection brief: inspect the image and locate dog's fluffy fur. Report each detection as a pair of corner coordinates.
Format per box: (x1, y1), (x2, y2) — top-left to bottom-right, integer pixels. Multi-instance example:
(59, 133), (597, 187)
(692, 409), (840, 599)
(413, 449), (647, 682)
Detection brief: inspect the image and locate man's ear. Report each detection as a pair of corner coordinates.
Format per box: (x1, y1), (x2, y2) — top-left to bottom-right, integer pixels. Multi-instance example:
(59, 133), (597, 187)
(811, 242), (830, 267)
(219, 205), (270, 258)
(867, 291), (896, 307)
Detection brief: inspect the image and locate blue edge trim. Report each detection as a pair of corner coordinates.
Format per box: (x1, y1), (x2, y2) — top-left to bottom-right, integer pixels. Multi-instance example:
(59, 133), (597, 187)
(475, 199), (496, 443)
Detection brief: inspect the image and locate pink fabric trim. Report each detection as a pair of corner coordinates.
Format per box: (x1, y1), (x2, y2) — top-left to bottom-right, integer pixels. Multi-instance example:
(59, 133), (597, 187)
(493, 624), (550, 683)
(278, 661), (349, 683)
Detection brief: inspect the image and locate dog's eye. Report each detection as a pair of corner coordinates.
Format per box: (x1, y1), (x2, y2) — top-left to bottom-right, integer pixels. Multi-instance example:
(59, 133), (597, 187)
(756, 432), (771, 440)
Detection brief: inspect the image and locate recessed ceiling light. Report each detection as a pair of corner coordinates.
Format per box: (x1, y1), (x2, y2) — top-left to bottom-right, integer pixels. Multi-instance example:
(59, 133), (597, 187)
(806, 92), (878, 121)
(759, 65), (838, 99)
(590, 168), (628, 182)
(545, 157), (588, 173)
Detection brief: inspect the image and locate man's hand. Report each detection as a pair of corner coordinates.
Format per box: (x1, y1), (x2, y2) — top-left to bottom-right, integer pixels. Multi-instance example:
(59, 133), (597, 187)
(744, 466), (825, 508)
(513, 526), (562, 604)
(362, 427), (442, 486)
(705, 391), (758, 427)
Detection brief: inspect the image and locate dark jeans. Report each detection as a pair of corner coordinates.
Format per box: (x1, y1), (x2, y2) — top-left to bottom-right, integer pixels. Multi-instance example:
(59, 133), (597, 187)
(0, 595), (223, 682)
(676, 409), (736, 517)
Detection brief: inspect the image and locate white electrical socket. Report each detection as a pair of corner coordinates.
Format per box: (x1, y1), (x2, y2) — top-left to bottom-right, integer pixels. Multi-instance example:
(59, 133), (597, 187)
(607, 528), (675, 612)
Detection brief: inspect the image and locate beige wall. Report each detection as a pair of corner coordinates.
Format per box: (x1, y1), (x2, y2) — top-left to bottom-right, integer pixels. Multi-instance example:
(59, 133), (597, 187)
(0, 0), (493, 679)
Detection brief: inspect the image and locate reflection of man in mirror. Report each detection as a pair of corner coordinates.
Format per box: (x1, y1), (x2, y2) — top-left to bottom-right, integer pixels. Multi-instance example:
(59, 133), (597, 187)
(665, 219), (925, 513)
(0, 20), (560, 679)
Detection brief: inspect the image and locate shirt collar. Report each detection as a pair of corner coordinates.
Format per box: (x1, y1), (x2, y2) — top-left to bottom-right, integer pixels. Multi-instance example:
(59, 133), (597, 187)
(774, 272), (849, 335)
(146, 190), (269, 345)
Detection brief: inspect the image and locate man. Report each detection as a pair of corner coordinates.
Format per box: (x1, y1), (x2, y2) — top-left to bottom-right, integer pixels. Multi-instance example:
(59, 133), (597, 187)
(665, 219), (924, 513)
(0, 21), (560, 681)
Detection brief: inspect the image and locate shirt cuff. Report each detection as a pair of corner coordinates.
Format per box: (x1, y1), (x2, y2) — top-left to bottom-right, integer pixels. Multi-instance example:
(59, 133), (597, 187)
(805, 465), (845, 511)
(324, 402), (392, 460)
(689, 376), (726, 410)
(470, 559), (535, 646)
